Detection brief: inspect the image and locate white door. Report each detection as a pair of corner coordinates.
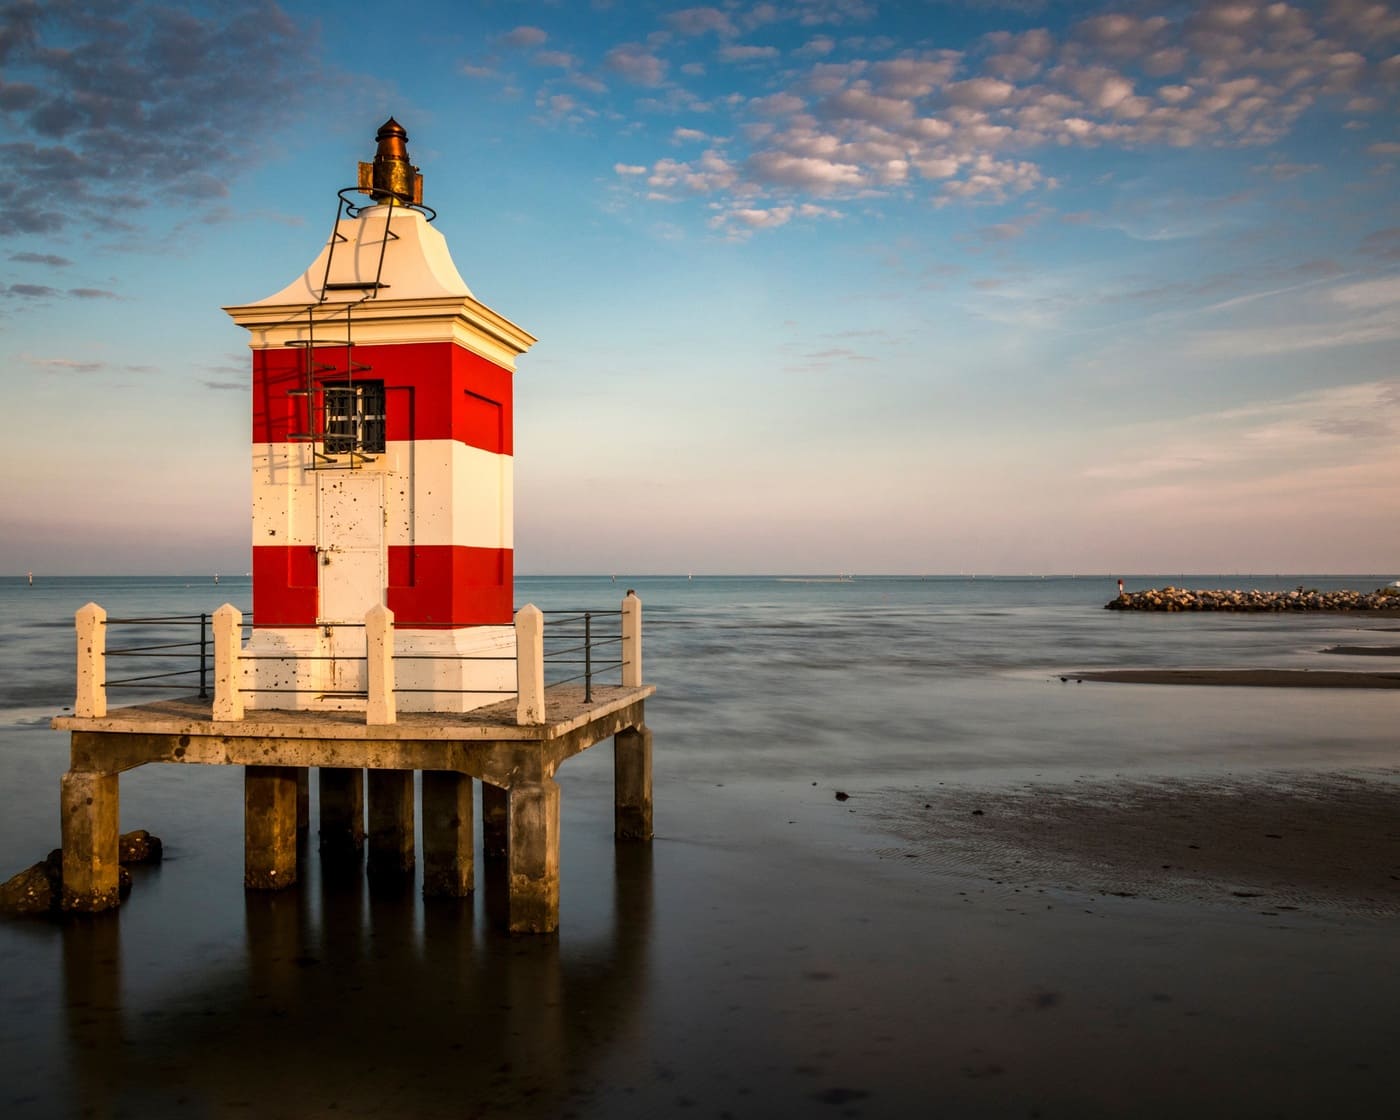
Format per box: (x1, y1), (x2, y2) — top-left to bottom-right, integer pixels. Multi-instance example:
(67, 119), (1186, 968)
(317, 473), (385, 624)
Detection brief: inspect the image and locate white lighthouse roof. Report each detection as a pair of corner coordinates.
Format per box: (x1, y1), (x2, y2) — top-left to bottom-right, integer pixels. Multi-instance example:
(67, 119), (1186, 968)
(247, 205), (473, 307)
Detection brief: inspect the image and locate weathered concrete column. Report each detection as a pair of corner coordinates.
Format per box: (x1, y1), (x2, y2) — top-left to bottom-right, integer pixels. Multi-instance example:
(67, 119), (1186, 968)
(516, 604), (545, 725)
(621, 591), (642, 687)
(60, 770), (120, 912)
(366, 603), (396, 725)
(482, 782), (508, 860)
(614, 723), (654, 841)
(75, 603), (106, 718)
(508, 777), (561, 934)
(244, 766), (299, 889)
(319, 767), (365, 858)
(422, 771), (474, 897)
(212, 603), (243, 721)
(295, 767), (310, 835)
(367, 769), (415, 880)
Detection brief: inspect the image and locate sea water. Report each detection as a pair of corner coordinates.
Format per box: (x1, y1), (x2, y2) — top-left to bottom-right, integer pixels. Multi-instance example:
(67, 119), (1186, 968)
(1, 574), (1397, 1117)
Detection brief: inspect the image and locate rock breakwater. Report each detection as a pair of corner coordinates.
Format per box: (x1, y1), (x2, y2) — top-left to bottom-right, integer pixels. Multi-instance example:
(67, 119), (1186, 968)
(1106, 586), (1400, 612)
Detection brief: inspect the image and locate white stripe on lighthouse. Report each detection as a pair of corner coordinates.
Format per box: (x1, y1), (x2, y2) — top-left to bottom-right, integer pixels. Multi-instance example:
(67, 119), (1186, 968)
(252, 440), (512, 550)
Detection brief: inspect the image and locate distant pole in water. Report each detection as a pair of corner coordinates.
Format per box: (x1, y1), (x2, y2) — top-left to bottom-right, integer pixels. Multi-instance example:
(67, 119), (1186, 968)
(28, 570), (33, 586)
(214, 573), (219, 584)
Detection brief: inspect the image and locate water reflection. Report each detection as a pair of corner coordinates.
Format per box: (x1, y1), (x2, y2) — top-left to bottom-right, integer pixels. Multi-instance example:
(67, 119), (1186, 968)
(59, 840), (654, 1116)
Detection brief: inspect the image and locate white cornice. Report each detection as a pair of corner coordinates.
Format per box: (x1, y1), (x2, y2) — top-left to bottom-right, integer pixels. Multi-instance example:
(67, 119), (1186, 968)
(223, 295), (537, 369)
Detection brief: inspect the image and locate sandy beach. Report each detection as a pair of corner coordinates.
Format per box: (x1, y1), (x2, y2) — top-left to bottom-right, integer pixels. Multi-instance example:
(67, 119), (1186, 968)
(872, 769), (1400, 918)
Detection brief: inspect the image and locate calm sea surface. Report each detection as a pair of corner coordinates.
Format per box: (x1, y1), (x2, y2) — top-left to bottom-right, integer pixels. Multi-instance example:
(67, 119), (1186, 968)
(2, 574), (1397, 1117)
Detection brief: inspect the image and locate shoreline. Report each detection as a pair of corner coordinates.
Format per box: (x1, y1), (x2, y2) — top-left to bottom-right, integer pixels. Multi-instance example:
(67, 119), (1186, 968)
(1066, 668), (1400, 688)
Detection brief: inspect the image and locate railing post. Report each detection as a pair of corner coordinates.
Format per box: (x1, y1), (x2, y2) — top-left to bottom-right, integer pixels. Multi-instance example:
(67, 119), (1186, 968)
(584, 611), (593, 703)
(516, 604), (545, 725)
(199, 612), (209, 699)
(75, 602), (107, 718)
(621, 591), (642, 687)
(366, 603), (396, 725)
(212, 603), (244, 721)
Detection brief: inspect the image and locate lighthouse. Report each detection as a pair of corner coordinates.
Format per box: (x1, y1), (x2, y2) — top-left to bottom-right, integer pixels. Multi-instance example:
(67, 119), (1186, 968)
(224, 119), (536, 711)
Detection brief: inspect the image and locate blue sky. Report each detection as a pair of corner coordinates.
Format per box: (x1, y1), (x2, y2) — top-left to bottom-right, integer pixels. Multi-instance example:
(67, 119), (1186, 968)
(3, 0), (1399, 575)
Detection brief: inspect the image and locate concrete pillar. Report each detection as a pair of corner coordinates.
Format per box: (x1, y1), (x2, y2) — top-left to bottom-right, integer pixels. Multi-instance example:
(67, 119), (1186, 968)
(422, 771), (474, 897)
(516, 604), (545, 725)
(614, 724), (654, 841)
(60, 770), (120, 912)
(319, 767), (365, 859)
(75, 603), (106, 719)
(366, 603), (396, 725)
(621, 591), (642, 687)
(295, 767), (310, 835)
(244, 766), (299, 889)
(508, 777), (561, 934)
(481, 782), (509, 860)
(212, 604), (243, 721)
(367, 769), (415, 880)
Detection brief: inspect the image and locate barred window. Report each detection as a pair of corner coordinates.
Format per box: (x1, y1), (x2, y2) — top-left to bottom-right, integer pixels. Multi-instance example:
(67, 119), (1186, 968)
(323, 381), (385, 455)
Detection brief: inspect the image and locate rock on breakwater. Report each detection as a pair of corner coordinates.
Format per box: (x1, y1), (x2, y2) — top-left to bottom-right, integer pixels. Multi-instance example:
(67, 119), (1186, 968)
(1106, 586), (1400, 612)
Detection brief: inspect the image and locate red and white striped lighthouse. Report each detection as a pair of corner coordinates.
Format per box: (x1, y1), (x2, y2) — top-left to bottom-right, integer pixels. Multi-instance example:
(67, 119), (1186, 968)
(224, 119), (535, 711)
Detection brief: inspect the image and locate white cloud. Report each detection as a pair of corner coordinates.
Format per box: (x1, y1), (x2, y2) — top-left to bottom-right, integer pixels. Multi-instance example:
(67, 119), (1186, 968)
(745, 150), (866, 191)
(667, 7), (738, 37)
(605, 43), (668, 86)
(501, 26), (547, 48)
(719, 45), (781, 63)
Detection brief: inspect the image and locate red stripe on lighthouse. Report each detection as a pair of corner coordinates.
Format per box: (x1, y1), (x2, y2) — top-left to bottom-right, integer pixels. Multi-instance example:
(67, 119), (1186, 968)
(252, 545), (319, 626)
(252, 341), (512, 453)
(388, 545), (513, 626)
(250, 544), (512, 627)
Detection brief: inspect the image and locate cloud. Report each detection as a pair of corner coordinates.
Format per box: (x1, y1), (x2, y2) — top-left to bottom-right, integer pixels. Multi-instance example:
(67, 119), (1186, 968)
(9, 251), (71, 266)
(745, 150), (865, 191)
(2, 283), (58, 298)
(605, 43), (668, 86)
(607, 1), (1400, 232)
(67, 287), (120, 299)
(1082, 380), (1400, 487)
(719, 45), (780, 63)
(534, 50), (577, 69)
(0, 0), (312, 237)
(500, 26), (548, 49)
(667, 7), (737, 38)
(673, 127), (709, 143)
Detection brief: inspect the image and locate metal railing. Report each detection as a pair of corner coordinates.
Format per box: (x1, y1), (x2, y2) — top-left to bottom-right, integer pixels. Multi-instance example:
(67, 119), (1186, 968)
(75, 594), (643, 726)
(541, 608), (627, 702)
(101, 612), (251, 700)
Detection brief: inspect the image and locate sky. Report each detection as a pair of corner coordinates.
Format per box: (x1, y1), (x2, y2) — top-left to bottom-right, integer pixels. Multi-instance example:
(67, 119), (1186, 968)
(2, 0), (1399, 576)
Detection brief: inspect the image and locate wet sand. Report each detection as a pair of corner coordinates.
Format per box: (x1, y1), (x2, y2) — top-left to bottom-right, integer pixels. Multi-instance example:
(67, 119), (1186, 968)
(870, 769), (1400, 918)
(1067, 668), (1400, 688)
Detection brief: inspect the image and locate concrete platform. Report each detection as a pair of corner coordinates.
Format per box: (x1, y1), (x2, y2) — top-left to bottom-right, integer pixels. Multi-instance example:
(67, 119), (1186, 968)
(52, 684), (654, 932)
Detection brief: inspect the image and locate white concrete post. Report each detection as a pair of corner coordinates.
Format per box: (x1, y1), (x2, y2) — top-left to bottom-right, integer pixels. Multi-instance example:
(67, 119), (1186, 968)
(75, 602), (106, 718)
(621, 591), (642, 687)
(515, 604), (545, 725)
(366, 603), (397, 725)
(212, 604), (244, 721)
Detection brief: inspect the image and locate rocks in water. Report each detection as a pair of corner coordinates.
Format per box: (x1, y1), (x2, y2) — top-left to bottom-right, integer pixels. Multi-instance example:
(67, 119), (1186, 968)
(1106, 586), (1400, 613)
(0, 862), (58, 915)
(1, 831), (159, 916)
(119, 829), (163, 864)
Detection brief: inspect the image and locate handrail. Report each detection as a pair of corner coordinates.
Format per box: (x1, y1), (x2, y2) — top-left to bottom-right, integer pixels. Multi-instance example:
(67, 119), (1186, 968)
(72, 593), (644, 722)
